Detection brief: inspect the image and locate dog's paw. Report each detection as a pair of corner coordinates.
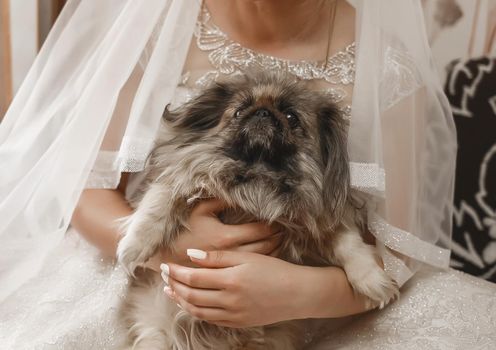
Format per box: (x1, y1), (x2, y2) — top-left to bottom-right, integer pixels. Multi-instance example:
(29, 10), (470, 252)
(344, 261), (399, 309)
(116, 233), (155, 277)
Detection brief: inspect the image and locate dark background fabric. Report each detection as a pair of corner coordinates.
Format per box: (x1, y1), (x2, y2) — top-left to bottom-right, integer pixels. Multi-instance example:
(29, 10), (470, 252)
(445, 57), (496, 282)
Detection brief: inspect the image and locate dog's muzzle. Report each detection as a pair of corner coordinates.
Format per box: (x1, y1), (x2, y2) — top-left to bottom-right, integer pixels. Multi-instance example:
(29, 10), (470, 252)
(245, 108), (282, 133)
(226, 106), (295, 167)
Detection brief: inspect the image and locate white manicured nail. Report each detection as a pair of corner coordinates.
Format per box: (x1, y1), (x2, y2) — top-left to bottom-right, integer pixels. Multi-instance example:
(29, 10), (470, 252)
(186, 249), (207, 260)
(160, 264), (169, 284)
(160, 263), (169, 275)
(163, 286), (173, 296)
(161, 271), (169, 284)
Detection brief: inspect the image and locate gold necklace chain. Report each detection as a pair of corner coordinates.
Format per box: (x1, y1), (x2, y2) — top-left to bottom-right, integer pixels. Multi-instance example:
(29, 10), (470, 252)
(324, 0), (339, 71)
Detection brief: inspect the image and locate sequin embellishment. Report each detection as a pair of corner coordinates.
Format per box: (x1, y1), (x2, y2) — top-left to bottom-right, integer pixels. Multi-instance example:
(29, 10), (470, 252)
(193, 6), (356, 87)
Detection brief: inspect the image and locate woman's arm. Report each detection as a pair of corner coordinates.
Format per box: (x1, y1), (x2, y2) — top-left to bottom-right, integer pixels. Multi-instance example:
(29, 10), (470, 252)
(71, 174), (131, 258)
(70, 175), (280, 271)
(164, 250), (373, 328)
(297, 265), (371, 319)
(71, 182), (371, 322)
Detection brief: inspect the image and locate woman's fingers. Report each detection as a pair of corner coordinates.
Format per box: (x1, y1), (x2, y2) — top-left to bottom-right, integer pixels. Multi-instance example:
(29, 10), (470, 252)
(186, 249), (261, 268)
(191, 197), (226, 216)
(221, 222), (279, 247)
(234, 233), (282, 255)
(167, 278), (228, 308)
(169, 291), (229, 321)
(164, 262), (230, 289)
(190, 198), (282, 251)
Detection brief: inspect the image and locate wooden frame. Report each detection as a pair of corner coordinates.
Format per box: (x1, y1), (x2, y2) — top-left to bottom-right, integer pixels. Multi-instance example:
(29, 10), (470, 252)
(52, 0), (66, 17)
(0, 0), (13, 119)
(38, 0), (66, 49)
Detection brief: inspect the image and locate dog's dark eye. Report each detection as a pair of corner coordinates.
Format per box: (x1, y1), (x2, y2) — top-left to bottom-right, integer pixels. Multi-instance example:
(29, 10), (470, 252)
(286, 112), (299, 128)
(235, 109), (243, 118)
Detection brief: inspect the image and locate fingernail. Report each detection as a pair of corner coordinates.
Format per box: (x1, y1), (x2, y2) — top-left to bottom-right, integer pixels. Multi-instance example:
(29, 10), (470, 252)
(161, 271), (169, 284)
(186, 248), (207, 260)
(160, 264), (169, 284)
(163, 286), (173, 297)
(160, 263), (169, 275)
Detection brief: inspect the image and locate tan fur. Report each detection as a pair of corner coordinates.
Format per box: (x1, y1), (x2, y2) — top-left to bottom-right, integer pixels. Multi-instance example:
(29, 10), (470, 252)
(117, 73), (399, 349)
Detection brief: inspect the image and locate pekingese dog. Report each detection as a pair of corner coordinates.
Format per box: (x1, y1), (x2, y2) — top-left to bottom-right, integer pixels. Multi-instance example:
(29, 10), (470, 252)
(116, 73), (398, 350)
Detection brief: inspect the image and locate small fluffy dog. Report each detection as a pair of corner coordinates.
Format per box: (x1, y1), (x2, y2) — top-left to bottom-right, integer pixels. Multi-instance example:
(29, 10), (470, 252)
(117, 73), (398, 350)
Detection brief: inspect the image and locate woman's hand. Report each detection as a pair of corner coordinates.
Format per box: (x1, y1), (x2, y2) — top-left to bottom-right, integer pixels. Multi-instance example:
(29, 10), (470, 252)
(144, 198), (281, 271)
(162, 249), (374, 326)
(162, 250), (312, 328)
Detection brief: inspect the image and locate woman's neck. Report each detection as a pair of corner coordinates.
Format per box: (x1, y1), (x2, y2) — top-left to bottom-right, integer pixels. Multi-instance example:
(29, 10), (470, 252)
(204, 0), (332, 53)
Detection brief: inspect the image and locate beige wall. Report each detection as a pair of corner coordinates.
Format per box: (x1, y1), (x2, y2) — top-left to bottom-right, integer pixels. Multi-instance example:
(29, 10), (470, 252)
(0, 0), (12, 118)
(423, 0), (496, 80)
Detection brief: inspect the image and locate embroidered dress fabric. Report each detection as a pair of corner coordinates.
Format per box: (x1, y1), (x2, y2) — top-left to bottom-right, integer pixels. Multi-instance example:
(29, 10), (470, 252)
(1, 228), (495, 349)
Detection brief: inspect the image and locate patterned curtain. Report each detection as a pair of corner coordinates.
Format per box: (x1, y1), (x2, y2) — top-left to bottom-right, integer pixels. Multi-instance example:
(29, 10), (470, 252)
(423, 0), (496, 282)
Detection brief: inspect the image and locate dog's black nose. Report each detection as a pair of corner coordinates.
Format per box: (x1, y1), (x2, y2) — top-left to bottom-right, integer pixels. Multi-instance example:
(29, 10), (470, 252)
(253, 108), (273, 118)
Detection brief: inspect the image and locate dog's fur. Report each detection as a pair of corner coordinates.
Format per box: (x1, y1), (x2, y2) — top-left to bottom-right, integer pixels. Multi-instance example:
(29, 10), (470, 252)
(116, 73), (399, 349)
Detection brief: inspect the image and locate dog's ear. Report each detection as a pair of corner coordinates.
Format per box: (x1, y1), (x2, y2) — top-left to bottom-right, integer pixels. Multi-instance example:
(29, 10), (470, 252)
(317, 102), (350, 227)
(163, 82), (235, 132)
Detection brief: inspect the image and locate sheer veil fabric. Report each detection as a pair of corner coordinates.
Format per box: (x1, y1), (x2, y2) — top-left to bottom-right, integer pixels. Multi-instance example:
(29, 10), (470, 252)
(0, 0), (456, 307)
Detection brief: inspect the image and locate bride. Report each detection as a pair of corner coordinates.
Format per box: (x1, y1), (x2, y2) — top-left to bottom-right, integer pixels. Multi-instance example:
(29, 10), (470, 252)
(1, 0), (495, 348)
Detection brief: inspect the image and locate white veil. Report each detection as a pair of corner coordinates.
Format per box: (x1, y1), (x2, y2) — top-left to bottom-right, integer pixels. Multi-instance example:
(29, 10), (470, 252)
(0, 0), (456, 303)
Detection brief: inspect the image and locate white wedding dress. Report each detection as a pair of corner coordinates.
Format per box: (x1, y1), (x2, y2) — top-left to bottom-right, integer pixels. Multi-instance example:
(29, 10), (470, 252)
(1, 2), (495, 349)
(1, 228), (495, 349)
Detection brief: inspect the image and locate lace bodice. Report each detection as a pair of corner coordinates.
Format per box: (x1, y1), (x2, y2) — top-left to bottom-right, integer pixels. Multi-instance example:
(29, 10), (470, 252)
(173, 5), (355, 119)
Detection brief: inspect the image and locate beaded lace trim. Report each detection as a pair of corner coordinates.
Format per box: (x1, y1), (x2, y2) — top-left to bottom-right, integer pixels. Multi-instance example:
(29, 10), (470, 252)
(181, 5), (355, 120)
(368, 212), (451, 269)
(192, 6), (355, 87)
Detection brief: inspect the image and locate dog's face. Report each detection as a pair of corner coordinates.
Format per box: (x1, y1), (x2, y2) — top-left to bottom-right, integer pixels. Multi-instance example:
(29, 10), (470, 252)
(163, 74), (349, 226)
(219, 80), (309, 171)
